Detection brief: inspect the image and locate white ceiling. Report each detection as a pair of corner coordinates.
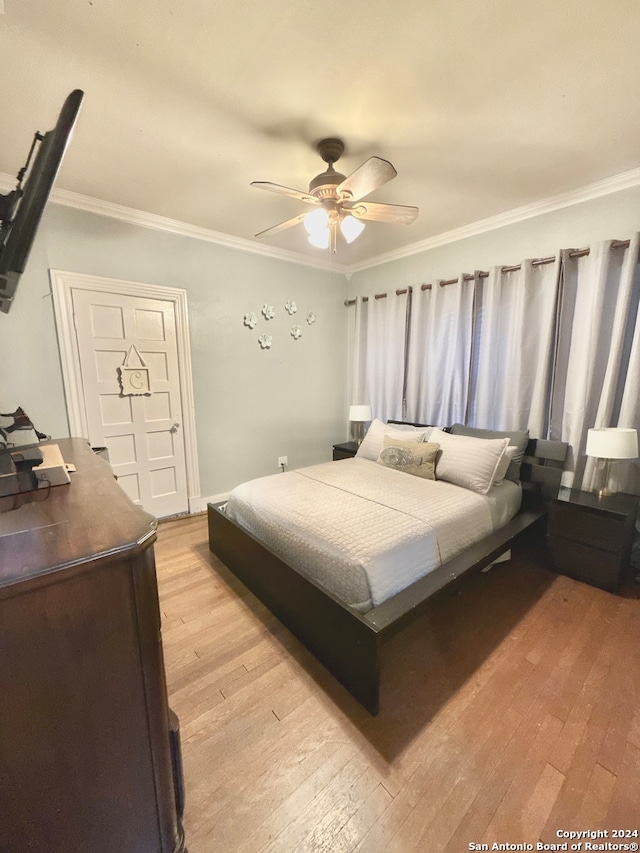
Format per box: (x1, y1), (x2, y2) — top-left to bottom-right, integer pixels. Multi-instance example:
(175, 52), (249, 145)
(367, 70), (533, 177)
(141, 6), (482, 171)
(1, 0), (640, 269)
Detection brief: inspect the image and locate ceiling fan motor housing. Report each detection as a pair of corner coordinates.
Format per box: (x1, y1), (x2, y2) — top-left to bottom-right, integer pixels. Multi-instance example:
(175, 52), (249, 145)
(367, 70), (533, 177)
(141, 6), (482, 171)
(308, 168), (347, 199)
(308, 138), (348, 200)
(317, 138), (344, 164)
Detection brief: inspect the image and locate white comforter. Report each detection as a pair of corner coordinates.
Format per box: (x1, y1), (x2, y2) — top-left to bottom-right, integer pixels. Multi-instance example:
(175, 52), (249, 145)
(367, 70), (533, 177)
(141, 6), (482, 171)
(225, 458), (521, 612)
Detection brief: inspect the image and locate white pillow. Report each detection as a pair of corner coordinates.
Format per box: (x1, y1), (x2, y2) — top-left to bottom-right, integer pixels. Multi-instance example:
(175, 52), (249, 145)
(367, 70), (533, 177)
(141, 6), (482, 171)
(356, 418), (433, 461)
(493, 445), (518, 484)
(430, 428), (509, 495)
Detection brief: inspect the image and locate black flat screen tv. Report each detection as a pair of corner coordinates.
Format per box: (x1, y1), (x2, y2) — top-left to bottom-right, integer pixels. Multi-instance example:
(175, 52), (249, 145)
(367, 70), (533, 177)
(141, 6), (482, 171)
(0, 89), (84, 314)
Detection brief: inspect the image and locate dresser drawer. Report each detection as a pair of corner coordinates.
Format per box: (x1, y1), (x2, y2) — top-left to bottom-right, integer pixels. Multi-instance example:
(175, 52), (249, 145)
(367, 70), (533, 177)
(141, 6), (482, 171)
(546, 534), (624, 592)
(548, 501), (629, 554)
(333, 448), (353, 460)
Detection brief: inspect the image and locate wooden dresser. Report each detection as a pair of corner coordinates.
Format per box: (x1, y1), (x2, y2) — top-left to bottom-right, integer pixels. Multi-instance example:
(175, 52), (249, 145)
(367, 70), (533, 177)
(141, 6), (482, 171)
(0, 438), (186, 853)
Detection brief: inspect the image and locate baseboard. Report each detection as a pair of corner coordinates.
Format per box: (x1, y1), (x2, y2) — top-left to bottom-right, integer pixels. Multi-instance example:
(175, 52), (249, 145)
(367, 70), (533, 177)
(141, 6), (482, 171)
(189, 492), (230, 514)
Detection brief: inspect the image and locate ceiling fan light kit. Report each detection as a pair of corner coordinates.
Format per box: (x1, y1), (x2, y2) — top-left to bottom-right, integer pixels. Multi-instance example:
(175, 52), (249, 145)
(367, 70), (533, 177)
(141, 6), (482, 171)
(251, 137), (418, 252)
(303, 206), (364, 250)
(340, 214), (365, 244)
(304, 207), (329, 236)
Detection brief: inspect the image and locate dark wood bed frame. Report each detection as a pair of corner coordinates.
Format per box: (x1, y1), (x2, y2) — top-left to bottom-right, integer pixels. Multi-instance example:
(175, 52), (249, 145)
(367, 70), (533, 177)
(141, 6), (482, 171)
(207, 434), (568, 715)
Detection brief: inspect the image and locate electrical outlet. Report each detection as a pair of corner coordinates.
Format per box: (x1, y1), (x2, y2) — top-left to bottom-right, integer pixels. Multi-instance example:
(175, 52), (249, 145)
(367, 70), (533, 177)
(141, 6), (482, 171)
(278, 456), (288, 469)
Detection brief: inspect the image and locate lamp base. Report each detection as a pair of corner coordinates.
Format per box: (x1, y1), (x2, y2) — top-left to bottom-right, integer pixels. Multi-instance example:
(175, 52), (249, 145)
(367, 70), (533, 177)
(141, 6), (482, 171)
(350, 422), (366, 445)
(596, 486), (616, 498)
(594, 457), (615, 498)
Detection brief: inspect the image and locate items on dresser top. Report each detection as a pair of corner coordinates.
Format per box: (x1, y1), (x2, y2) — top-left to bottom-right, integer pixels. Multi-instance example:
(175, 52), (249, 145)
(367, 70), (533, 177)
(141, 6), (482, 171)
(0, 442), (70, 500)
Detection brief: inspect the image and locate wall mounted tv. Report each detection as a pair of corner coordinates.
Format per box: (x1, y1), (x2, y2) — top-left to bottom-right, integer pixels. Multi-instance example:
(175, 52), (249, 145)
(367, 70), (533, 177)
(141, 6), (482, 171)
(0, 89), (84, 314)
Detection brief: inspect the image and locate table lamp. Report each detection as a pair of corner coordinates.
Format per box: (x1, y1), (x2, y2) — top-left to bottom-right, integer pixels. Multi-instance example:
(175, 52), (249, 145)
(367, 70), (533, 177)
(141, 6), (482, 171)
(349, 405), (372, 445)
(585, 427), (638, 497)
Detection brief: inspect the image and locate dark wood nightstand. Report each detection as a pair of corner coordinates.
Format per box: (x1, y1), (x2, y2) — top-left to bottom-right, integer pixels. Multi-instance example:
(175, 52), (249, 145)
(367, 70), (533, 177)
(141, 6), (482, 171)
(546, 487), (639, 593)
(332, 441), (359, 460)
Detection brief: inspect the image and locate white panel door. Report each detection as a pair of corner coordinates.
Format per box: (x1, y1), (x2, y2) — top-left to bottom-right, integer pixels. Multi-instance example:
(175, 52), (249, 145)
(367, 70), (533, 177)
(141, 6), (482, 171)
(72, 287), (189, 518)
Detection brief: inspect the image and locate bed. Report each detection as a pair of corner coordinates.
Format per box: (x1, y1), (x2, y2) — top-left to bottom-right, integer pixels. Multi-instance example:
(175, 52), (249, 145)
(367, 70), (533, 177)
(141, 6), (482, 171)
(208, 422), (568, 714)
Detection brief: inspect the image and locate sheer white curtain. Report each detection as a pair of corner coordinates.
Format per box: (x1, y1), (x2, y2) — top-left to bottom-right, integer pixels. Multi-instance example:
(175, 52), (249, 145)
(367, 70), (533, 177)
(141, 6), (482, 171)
(350, 292), (408, 423)
(470, 257), (561, 436)
(550, 236), (640, 489)
(617, 240), (640, 494)
(405, 275), (475, 426)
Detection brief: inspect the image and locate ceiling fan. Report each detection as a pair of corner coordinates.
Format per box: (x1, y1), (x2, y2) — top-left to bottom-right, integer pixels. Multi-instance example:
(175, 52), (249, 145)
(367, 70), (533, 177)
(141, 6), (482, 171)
(251, 138), (419, 252)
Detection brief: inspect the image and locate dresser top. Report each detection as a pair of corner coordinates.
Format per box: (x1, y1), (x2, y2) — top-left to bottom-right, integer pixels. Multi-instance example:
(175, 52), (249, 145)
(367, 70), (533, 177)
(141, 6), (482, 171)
(0, 438), (156, 591)
(556, 486), (639, 517)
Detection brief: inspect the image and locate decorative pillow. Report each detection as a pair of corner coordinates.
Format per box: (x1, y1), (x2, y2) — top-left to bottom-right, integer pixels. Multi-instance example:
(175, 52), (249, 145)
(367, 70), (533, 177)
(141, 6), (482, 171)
(430, 427), (509, 495)
(0, 407), (47, 449)
(449, 424), (529, 482)
(377, 436), (440, 480)
(357, 418), (433, 461)
(493, 445), (518, 484)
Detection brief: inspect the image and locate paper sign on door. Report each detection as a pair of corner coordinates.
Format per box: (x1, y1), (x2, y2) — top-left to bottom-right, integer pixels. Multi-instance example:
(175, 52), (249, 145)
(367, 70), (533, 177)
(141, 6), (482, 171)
(118, 345), (152, 396)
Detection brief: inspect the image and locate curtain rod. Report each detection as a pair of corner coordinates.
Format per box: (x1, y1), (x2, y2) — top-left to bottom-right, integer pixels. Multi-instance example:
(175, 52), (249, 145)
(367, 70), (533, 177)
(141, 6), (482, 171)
(343, 239), (631, 306)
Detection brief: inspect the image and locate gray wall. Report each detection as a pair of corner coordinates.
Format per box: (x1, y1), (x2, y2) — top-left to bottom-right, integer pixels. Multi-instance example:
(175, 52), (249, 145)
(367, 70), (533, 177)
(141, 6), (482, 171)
(348, 185), (640, 296)
(3, 184), (637, 503)
(0, 204), (349, 499)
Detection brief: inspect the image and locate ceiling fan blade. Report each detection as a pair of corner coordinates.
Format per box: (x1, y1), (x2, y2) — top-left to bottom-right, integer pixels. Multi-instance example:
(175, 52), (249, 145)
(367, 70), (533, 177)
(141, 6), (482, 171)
(250, 181), (317, 204)
(336, 157), (397, 202)
(254, 212), (308, 239)
(344, 200), (419, 225)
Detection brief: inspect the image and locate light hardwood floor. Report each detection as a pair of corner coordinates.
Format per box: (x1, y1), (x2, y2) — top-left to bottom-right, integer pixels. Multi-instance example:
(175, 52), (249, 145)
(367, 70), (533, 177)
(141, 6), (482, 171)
(155, 514), (640, 852)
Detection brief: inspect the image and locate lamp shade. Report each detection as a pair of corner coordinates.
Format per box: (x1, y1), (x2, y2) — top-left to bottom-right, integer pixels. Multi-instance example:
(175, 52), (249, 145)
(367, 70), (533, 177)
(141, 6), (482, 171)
(586, 427), (639, 459)
(340, 215), (365, 244)
(304, 208), (330, 248)
(307, 230), (329, 249)
(349, 405), (372, 422)
(304, 208), (329, 235)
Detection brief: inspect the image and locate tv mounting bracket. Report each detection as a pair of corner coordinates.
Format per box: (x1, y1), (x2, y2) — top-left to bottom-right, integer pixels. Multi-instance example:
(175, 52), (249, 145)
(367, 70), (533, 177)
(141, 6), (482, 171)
(0, 132), (44, 228)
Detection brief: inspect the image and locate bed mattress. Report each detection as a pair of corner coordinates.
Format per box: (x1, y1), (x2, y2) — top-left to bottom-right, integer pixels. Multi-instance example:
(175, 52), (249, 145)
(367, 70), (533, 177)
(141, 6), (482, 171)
(224, 457), (522, 612)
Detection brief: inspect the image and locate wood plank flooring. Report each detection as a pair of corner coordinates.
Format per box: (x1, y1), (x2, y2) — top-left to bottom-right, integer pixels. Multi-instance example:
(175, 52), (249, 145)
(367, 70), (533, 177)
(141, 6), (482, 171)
(155, 514), (640, 852)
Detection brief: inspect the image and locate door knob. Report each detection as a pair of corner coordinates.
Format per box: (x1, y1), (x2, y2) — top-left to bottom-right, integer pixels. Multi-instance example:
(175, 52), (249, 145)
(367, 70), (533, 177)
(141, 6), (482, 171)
(170, 421), (180, 433)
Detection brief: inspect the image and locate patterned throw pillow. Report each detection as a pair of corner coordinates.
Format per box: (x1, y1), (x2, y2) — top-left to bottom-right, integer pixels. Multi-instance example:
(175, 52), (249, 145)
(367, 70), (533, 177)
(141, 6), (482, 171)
(0, 407), (47, 448)
(377, 435), (440, 480)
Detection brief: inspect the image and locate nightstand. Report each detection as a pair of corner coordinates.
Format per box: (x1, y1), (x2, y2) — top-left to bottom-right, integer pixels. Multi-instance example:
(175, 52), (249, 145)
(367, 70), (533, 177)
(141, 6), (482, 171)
(332, 441), (359, 461)
(546, 487), (639, 592)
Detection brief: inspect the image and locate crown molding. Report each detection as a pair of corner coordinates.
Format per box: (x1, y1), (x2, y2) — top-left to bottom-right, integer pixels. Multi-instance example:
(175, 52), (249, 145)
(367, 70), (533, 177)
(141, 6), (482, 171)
(347, 166), (640, 273)
(3, 165), (640, 275)
(0, 173), (350, 275)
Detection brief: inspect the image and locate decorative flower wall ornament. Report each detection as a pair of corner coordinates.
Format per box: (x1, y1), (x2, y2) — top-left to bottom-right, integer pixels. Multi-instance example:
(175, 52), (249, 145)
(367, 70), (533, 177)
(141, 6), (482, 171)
(258, 334), (273, 350)
(306, 311), (316, 325)
(261, 303), (275, 320)
(243, 312), (257, 329)
(285, 300), (297, 315)
(290, 325), (302, 340)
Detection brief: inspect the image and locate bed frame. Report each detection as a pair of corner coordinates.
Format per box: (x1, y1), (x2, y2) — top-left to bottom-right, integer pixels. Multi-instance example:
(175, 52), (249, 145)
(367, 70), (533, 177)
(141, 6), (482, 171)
(207, 434), (568, 715)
